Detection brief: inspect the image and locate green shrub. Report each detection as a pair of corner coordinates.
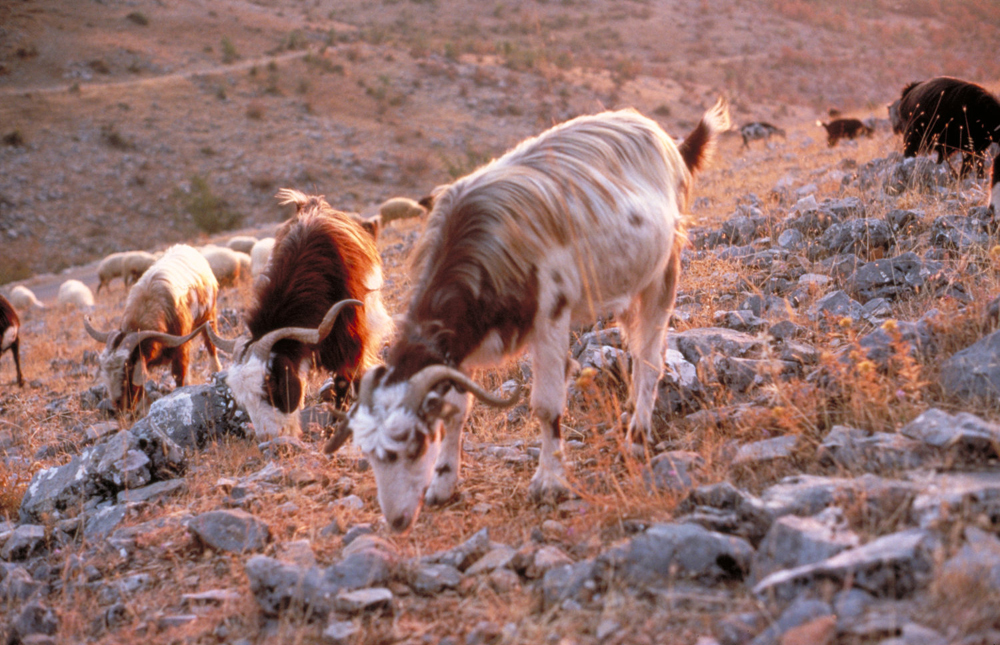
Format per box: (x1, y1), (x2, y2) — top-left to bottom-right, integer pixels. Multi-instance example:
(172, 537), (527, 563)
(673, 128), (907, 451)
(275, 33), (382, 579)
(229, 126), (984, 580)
(176, 175), (242, 234)
(126, 11), (149, 26)
(221, 37), (240, 64)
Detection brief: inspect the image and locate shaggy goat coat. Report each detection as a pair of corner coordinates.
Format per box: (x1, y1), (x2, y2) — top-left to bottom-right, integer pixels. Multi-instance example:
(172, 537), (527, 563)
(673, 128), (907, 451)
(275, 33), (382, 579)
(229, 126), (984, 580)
(340, 100), (730, 531)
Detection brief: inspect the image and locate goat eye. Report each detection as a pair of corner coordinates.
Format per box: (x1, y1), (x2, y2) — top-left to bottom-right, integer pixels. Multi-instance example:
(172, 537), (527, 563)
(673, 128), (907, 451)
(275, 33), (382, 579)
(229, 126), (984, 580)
(384, 450), (398, 463)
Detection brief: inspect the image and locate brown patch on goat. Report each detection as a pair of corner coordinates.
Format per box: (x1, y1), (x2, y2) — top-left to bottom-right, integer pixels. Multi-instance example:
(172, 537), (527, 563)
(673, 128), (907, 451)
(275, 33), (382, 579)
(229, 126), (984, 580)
(253, 190), (382, 381)
(551, 292), (568, 321)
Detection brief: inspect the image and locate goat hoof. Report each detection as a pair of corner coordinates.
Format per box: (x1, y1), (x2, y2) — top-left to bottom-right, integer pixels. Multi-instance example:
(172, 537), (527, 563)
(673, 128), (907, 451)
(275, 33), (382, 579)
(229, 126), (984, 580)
(528, 476), (570, 504)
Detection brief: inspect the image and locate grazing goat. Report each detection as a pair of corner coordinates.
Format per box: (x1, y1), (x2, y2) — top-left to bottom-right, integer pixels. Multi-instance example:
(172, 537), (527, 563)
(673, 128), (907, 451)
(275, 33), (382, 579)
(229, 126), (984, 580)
(84, 244), (222, 412)
(990, 153), (1000, 215)
(739, 122), (785, 149)
(0, 294), (24, 387)
(817, 118), (873, 147)
(327, 99), (731, 532)
(10, 286), (43, 311)
(205, 189), (392, 439)
(57, 280), (95, 309)
(894, 76), (1000, 178)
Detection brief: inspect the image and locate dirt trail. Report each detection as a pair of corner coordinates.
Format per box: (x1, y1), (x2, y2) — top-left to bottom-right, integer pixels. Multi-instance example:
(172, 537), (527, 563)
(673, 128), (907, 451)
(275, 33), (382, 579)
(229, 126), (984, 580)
(0, 50), (310, 97)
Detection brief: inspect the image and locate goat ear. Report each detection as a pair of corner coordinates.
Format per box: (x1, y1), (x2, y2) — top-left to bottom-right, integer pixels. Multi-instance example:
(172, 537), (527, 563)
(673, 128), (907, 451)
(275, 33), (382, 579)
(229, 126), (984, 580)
(131, 358), (147, 387)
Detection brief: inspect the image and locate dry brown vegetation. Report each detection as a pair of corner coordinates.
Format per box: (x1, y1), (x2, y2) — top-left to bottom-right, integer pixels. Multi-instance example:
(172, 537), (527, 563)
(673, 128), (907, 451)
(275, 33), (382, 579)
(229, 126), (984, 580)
(3, 0), (1000, 642)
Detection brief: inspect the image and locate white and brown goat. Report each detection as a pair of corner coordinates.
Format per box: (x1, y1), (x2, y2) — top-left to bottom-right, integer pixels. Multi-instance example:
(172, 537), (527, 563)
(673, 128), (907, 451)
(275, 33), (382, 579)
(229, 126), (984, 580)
(204, 189), (392, 440)
(85, 244), (222, 412)
(326, 100), (731, 532)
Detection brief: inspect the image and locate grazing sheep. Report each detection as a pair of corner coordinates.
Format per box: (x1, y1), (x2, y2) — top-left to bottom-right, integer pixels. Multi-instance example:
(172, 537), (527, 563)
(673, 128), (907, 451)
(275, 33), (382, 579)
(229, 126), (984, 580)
(250, 237), (275, 278)
(96, 252), (128, 294)
(327, 99), (730, 532)
(205, 189), (392, 439)
(894, 76), (1000, 177)
(84, 244), (222, 412)
(0, 294), (24, 387)
(57, 280), (95, 309)
(377, 196), (428, 225)
(817, 118), (874, 147)
(739, 122), (786, 149)
(9, 285), (44, 311)
(226, 235), (258, 255)
(121, 251), (157, 288)
(201, 246), (251, 288)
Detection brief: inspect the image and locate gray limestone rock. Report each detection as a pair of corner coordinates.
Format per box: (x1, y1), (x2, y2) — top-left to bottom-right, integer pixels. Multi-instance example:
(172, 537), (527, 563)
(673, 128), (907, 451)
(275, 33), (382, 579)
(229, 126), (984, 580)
(421, 528), (491, 572)
(410, 563), (462, 595)
(911, 471), (1000, 529)
(748, 598), (833, 645)
(749, 514), (860, 585)
(597, 523), (754, 588)
(940, 331), (1000, 403)
(130, 374), (247, 450)
(1, 525), (45, 561)
(732, 435), (799, 468)
(540, 560), (598, 609)
(673, 327), (764, 366)
(900, 407), (1000, 462)
(753, 529), (938, 602)
(188, 509), (270, 554)
(818, 426), (932, 471)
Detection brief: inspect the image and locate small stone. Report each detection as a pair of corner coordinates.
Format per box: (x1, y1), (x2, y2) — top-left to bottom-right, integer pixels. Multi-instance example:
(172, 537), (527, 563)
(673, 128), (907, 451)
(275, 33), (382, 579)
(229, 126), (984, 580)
(188, 509), (270, 554)
(465, 546), (516, 576)
(334, 587), (393, 614)
(323, 620), (359, 644)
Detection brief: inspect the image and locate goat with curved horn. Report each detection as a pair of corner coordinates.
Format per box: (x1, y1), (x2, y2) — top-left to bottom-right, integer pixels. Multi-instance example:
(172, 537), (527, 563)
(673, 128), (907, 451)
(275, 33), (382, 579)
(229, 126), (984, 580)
(219, 191), (392, 442)
(85, 244), (223, 413)
(337, 98), (729, 532)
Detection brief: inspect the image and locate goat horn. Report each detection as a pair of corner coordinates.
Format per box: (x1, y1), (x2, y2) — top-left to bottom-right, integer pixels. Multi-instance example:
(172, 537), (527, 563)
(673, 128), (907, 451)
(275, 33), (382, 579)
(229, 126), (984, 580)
(204, 324), (239, 355)
(83, 317), (114, 343)
(250, 299), (362, 362)
(323, 418), (352, 454)
(402, 364), (521, 411)
(120, 323), (209, 355)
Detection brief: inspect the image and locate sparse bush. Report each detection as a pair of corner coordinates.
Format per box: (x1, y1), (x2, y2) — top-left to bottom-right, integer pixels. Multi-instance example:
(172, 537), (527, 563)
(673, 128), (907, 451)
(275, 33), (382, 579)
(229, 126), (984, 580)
(221, 36), (240, 64)
(175, 174), (242, 234)
(100, 123), (134, 151)
(246, 101), (264, 120)
(3, 130), (24, 147)
(125, 11), (149, 26)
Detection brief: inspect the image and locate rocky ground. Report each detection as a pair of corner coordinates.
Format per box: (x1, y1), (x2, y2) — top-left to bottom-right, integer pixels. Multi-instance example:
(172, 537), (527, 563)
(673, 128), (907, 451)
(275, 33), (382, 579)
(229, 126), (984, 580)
(4, 1), (1000, 644)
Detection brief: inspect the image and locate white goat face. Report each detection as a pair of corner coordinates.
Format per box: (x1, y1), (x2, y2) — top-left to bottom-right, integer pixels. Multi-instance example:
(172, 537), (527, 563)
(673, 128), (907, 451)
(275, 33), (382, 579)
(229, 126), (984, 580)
(98, 338), (144, 411)
(347, 373), (444, 532)
(226, 348), (304, 440)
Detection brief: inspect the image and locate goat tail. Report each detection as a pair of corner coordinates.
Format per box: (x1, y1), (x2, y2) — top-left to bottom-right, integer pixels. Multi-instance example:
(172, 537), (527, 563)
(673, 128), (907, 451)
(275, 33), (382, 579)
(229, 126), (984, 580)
(679, 96), (731, 174)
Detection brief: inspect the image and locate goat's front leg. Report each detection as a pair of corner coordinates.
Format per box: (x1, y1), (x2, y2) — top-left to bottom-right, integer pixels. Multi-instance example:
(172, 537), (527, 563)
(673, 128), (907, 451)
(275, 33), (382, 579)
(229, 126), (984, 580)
(528, 315), (572, 503)
(425, 389), (471, 507)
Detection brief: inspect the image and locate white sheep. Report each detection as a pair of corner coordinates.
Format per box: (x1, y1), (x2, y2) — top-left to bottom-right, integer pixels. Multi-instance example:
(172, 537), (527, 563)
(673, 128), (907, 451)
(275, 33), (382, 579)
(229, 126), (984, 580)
(9, 285), (44, 311)
(57, 280), (95, 309)
(250, 237), (276, 278)
(226, 235), (258, 255)
(201, 246), (251, 288)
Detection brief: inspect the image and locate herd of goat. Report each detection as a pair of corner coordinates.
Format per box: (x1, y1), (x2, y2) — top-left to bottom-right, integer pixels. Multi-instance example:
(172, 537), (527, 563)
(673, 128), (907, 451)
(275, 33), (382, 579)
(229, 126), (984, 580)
(2, 75), (1000, 533)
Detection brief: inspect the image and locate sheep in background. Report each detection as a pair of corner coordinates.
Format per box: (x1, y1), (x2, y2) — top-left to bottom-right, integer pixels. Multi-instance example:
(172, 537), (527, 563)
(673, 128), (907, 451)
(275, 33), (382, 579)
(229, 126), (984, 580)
(226, 235), (258, 255)
(57, 280), (95, 309)
(122, 251), (157, 288)
(84, 244), (222, 412)
(96, 252), (128, 294)
(250, 237), (275, 279)
(377, 196), (428, 225)
(201, 246), (251, 288)
(9, 285), (44, 311)
(327, 99), (730, 532)
(817, 118), (874, 147)
(0, 294), (24, 387)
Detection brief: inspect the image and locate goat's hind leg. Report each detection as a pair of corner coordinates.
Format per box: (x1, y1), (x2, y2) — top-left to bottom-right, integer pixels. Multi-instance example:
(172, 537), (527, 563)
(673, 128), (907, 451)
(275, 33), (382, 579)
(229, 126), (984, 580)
(624, 252), (679, 445)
